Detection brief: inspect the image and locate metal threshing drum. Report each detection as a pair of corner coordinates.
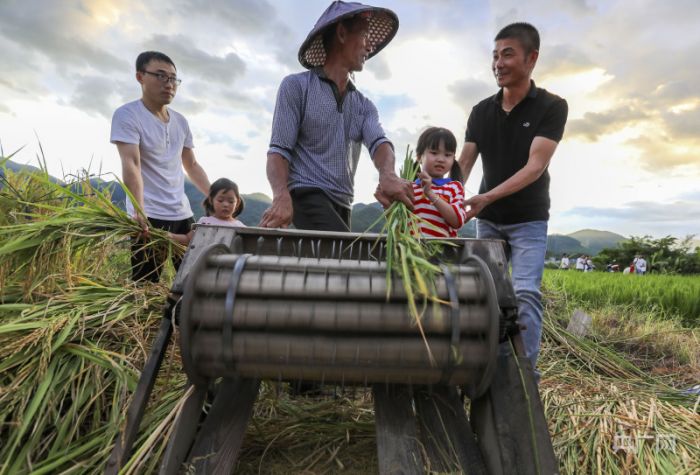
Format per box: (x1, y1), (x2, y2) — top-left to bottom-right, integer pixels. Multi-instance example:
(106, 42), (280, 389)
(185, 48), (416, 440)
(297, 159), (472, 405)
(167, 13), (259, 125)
(179, 228), (504, 398)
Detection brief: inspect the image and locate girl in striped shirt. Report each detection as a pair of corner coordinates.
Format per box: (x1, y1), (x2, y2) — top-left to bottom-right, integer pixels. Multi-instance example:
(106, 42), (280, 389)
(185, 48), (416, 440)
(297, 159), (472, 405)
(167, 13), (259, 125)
(412, 127), (468, 237)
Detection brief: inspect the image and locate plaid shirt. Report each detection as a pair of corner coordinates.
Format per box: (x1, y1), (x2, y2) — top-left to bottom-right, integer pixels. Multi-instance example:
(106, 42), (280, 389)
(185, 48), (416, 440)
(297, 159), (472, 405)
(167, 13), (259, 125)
(268, 68), (392, 208)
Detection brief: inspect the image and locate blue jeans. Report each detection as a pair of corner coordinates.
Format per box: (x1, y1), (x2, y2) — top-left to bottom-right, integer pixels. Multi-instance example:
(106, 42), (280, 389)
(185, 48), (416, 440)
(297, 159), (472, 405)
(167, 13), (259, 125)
(477, 219), (548, 370)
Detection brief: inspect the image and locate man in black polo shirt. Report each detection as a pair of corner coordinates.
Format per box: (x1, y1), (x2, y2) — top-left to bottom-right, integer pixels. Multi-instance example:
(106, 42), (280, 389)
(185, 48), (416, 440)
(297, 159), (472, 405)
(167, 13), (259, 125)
(458, 22), (568, 373)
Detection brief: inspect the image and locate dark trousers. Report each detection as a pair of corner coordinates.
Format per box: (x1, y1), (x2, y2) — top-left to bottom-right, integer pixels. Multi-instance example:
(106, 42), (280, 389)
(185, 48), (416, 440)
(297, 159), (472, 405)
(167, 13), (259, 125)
(289, 188), (350, 395)
(131, 216), (194, 283)
(291, 187), (351, 232)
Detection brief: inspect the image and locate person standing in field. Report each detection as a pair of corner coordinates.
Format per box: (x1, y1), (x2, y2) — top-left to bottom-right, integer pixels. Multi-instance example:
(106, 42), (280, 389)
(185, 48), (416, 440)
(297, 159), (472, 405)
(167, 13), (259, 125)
(111, 51), (211, 282)
(634, 255), (647, 275)
(259, 0), (413, 231)
(560, 253), (570, 270)
(458, 23), (568, 371)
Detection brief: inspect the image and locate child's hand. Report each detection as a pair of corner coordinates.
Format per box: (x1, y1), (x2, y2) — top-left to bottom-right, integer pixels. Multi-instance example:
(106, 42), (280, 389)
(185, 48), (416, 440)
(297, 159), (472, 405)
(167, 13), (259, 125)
(418, 170), (433, 191)
(419, 171), (434, 197)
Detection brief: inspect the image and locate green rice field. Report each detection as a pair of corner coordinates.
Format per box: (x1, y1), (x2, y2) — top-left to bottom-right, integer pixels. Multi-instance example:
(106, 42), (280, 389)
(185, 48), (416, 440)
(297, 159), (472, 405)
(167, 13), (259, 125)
(543, 269), (700, 325)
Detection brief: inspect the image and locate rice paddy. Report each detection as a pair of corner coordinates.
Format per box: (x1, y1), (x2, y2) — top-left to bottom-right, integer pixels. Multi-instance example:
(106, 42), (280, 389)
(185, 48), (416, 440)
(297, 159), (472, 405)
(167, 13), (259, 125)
(1, 158), (698, 474)
(544, 269), (700, 326)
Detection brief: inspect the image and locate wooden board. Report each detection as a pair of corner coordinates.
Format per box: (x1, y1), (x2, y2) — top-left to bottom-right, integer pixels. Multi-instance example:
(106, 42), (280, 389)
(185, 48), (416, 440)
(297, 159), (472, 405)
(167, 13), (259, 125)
(185, 377), (261, 473)
(414, 385), (488, 474)
(470, 339), (558, 475)
(373, 384), (424, 475)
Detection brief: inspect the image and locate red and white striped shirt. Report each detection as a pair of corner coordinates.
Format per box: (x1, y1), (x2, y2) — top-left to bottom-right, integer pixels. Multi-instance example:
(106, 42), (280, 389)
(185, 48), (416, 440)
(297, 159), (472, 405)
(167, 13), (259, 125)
(412, 179), (468, 237)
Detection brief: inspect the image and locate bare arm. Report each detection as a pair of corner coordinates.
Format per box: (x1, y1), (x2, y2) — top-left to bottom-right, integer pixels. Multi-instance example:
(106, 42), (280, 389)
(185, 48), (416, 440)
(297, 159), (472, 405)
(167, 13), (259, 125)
(181, 147), (210, 195)
(259, 153), (293, 228)
(457, 141), (479, 184)
(463, 136), (560, 220)
(373, 142), (414, 209)
(116, 142), (149, 234)
(167, 230), (194, 245)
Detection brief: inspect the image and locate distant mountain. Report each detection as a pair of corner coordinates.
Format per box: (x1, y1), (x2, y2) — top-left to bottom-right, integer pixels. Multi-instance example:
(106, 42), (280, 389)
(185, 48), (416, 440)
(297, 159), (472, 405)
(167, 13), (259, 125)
(568, 229), (627, 255)
(547, 234), (587, 256)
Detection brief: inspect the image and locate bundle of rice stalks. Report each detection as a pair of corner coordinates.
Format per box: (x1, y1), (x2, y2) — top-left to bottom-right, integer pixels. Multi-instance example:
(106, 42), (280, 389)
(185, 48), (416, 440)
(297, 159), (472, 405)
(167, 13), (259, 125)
(375, 147), (449, 363)
(0, 157), (188, 473)
(0, 283), (187, 474)
(0, 161), (181, 301)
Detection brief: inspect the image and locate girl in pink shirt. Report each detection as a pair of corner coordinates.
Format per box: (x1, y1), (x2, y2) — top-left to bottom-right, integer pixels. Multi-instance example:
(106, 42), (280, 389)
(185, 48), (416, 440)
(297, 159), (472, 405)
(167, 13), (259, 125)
(169, 178), (246, 245)
(196, 178), (246, 227)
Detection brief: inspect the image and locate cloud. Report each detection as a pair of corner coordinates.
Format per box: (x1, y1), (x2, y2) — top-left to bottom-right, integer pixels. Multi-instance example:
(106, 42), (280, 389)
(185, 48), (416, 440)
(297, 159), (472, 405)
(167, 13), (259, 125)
(0, 2), (128, 74)
(271, 25), (303, 71)
(563, 199), (700, 238)
(448, 78), (494, 112)
(177, 0), (276, 34)
(366, 55), (392, 80)
(652, 80), (696, 105)
(200, 131), (249, 153)
(386, 126), (421, 153)
(537, 44), (596, 77)
(374, 94), (415, 120)
(630, 135), (700, 170)
(662, 107), (700, 142)
(67, 76), (119, 118)
(565, 200), (700, 225)
(567, 106), (648, 141)
(145, 35), (246, 85)
(172, 97), (208, 116)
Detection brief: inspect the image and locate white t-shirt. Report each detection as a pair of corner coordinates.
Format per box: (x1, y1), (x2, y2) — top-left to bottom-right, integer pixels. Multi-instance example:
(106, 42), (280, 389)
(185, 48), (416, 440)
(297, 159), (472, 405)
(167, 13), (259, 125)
(635, 258), (647, 273)
(110, 100), (194, 220)
(197, 216), (246, 227)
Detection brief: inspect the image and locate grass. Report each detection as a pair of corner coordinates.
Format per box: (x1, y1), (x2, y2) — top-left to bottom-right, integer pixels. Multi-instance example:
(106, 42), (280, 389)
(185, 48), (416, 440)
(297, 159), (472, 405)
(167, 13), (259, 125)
(543, 269), (700, 325)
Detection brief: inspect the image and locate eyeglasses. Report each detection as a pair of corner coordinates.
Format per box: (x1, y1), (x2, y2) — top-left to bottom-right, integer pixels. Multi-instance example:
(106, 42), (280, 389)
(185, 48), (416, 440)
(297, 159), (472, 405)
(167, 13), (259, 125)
(142, 70), (182, 86)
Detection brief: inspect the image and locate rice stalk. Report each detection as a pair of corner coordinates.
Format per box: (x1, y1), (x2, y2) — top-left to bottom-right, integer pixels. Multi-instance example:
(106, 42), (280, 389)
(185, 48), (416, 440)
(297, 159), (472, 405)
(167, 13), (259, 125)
(375, 146), (450, 364)
(0, 163), (183, 300)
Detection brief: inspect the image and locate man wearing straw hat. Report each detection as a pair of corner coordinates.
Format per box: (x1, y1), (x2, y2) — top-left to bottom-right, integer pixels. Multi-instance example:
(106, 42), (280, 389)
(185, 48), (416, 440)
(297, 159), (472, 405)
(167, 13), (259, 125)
(260, 1), (413, 230)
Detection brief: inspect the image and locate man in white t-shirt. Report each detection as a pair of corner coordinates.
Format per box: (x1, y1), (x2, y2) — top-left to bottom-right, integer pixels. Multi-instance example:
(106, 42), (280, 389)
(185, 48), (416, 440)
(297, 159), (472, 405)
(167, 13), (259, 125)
(560, 254), (570, 270)
(634, 255), (647, 275)
(111, 51), (210, 282)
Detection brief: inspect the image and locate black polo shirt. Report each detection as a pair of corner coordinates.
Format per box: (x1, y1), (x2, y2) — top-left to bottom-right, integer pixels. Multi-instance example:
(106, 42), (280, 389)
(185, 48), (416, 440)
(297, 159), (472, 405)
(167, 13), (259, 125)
(465, 81), (568, 224)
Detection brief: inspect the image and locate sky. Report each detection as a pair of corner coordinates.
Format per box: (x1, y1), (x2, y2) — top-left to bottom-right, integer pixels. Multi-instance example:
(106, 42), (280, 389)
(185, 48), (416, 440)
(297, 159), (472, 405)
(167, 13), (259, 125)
(1, 0), (699, 239)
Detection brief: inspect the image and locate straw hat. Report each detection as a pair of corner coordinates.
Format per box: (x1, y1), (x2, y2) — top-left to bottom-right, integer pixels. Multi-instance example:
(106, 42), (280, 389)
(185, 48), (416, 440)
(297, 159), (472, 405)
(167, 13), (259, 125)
(298, 1), (399, 69)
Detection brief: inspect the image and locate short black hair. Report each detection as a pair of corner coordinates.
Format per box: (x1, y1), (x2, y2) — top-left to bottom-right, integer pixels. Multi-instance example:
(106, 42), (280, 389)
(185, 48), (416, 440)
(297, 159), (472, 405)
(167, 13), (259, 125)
(202, 178), (244, 218)
(415, 127), (462, 182)
(495, 22), (540, 54)
(136, 51), (176, 72)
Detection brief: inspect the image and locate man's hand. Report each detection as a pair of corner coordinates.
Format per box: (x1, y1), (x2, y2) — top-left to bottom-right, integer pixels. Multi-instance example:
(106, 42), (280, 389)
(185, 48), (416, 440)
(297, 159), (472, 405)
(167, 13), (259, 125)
(463, 194), (492, 220)
(375, 172), (414, 209)
(133, 212), (150, 239)
(259, 192), (293, 228)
